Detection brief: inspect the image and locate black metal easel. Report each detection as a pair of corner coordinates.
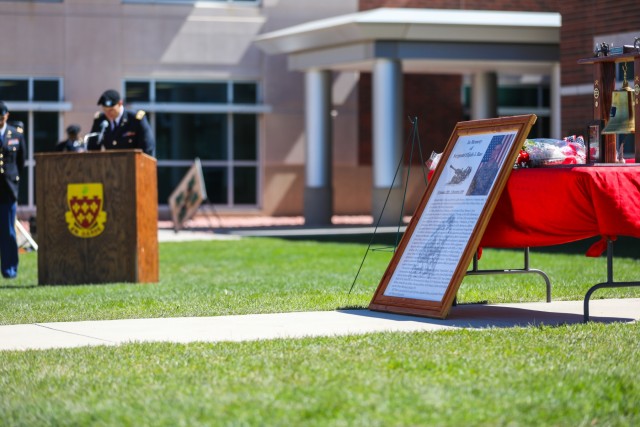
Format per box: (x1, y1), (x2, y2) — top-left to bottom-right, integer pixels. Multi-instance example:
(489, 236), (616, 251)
(348, 116), (428, 294)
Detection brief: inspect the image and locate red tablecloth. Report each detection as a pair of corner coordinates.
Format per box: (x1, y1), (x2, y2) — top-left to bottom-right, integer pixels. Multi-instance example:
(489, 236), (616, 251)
(480, 165), (640, 256)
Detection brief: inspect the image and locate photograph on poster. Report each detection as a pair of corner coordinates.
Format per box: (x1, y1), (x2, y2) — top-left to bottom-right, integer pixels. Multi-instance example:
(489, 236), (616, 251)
(369, 115), (537, 319)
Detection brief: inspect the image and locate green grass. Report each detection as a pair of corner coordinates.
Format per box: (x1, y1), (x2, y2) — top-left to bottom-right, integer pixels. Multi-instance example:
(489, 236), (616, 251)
(1, 324), (639, 426)
(1, 238), (638, 325)
(1, 237), (639, 426)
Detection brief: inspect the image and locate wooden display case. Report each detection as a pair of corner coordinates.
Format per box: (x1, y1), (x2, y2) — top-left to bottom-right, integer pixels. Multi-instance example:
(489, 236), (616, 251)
(578, 51), (640, 163)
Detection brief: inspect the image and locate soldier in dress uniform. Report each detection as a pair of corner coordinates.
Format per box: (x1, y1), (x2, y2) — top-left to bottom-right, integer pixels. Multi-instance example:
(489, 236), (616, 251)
(0, 101), (26, 278)
(56, 124), (86, 152)
(87, 89), (155, 156)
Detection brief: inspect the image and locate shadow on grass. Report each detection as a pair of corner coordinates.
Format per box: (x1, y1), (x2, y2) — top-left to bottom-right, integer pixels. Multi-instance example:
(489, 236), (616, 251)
(0, 284), (38, 290)
(337, 304), (633, 329)
(530, 235), (639, 259)
(227, 229), (639, 260)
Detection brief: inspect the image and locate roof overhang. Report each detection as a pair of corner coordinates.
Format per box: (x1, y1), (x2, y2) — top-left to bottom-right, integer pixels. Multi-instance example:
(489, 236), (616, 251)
(255, 8), (561, 74)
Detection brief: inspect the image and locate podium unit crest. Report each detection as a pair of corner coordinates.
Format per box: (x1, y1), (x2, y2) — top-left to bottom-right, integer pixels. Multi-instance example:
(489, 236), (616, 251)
(65, 183), (108, 238)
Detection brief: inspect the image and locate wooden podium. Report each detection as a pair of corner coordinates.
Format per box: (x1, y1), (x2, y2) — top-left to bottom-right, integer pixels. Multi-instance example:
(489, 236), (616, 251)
(35, 150), (159, 285)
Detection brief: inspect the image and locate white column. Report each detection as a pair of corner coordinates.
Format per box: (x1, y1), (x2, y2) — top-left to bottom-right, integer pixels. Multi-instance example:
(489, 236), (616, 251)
(471, 72), (498, 120)
(372, 58), (403, 225)
(304, 68), (333, 225)
(550, 62), (562, 139)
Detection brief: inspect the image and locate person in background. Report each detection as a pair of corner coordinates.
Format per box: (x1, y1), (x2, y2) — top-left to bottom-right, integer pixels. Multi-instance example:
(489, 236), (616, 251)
(0, 101), (26, 279)
(56, 124), (86, 152)
(87, 89), (155, 156)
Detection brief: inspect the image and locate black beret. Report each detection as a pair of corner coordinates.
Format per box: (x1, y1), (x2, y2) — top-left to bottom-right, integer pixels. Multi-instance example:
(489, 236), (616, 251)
(0, 101), (8, 115)
(97, 89), (121, 107)
(66, 124), (81, 134)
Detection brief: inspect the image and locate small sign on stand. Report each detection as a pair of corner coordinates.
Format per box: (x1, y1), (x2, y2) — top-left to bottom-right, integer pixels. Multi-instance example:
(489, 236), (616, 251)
(168, 158), (208, 231)
(369, 115), (537, 319)
(16, 220), (38, 252)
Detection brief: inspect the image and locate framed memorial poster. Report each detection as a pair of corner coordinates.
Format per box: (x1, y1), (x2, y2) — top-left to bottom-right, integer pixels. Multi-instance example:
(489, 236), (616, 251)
(369, 115), (537, 319)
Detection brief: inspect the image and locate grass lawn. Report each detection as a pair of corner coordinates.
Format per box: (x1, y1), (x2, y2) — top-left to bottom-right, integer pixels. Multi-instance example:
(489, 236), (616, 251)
(1, 237), (639, 426)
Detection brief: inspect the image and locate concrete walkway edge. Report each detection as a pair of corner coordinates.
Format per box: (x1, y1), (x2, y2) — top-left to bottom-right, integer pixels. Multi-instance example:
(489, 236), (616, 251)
(1, 298), (638, 351)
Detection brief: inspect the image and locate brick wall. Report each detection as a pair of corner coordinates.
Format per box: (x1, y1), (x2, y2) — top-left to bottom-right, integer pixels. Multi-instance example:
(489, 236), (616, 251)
(358, 73), (462, 165)
(560, 0), (640, 135)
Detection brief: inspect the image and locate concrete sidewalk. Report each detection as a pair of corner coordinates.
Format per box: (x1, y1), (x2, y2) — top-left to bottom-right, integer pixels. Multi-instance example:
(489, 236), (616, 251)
(1, 298), (638, 352)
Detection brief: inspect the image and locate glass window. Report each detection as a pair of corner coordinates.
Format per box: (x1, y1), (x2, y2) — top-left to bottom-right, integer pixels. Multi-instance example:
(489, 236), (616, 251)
(158, 166), (188, 203)
(125, 81), (151, 103)
(158, 166), (231, 205)
(233, 166), (257, 204)
(204, 167), (228, 204)
(19, 169), (29, 206)
(34, 112), (59, 153)
(233, 82), (257, 104)
(498, 87), (540, 107)
(156, 113), (228, 160)
(160, 166), (230, 205)
(233, 114), (257, 160)
(130, 79), (260, 207)
(156, 82), (227, 103)
(33, 80), (59, 102)
(0, 80), (28, 101)
(0, 78), (65, 209)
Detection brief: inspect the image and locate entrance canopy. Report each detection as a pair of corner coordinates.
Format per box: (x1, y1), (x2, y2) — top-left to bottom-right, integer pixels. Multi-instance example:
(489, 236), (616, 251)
(255, 8), (561, 74)
(255, 8), (561, 225)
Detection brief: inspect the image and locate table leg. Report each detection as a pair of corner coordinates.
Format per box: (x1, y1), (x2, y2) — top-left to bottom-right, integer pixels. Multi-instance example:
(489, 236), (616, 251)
(465, 247), (552, 302)
(583, 239), (640, 322)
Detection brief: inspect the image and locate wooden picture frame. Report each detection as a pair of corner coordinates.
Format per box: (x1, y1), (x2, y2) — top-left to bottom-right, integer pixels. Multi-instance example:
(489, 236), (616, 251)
(369, 115), (537, 319)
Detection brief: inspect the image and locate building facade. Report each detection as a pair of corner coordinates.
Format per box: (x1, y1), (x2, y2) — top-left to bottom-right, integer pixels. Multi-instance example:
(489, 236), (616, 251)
(0, 0), (637, 221)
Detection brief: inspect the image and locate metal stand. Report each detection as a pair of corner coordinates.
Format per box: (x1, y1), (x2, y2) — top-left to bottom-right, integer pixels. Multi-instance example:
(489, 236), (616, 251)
(465, 247), (552, 302)
(583, 239), (640, 322)
(349, 117), (427, 294)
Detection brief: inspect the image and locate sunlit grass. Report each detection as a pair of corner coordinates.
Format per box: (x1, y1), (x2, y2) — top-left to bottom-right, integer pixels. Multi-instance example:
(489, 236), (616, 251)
(1, 237), (639, 425)
(1, 238), (638, 325)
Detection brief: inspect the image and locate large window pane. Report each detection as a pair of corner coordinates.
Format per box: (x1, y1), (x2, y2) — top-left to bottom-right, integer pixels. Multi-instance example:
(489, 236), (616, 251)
(156, 82), (226, 103)
(233, 82), (257, 104)
(158, 166), (228, 205)
(233, 114), (257, 160)
(125, 81), (151, 103)
(204, 167), (228, 204)
(0, 80), (28, 101)
(159, 166), (228, 205)
(158, 166), (187, 203)
(18, 168), (29, 206)
(33, 80), (59, 102)
(34, 112), (59, 153)
(156, 113), (227, 160)
(233, 166), (256, 204)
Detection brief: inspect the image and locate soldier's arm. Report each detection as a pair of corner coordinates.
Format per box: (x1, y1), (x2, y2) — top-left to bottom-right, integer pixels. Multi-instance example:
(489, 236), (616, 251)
(136, 110), (155, 157)
(86, 113), (103, 151)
